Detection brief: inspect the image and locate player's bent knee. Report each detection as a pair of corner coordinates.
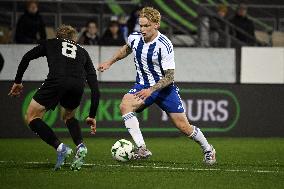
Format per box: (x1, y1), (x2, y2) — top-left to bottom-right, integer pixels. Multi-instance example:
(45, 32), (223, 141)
(62, 109), (75, 123)
(26, 111), (44, 125)
(120, 100), (136, 114)
(25, 99), (46, 125)
(65, 117), (77, 126)
(26, 108), (44, 124)
(120, 101), (129, 114)
(26, 114), (42, 125)
(120, 94), (142, 114)
(120, 94), (133, 113)
(63, 114), (74, 123)
(63, 116), (75, 124)
(25, 109), (39, 125)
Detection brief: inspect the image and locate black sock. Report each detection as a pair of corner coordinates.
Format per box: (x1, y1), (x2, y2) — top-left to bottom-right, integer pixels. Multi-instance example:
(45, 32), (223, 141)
(29, 118), (61, 150)
(66, 117), (83, 146)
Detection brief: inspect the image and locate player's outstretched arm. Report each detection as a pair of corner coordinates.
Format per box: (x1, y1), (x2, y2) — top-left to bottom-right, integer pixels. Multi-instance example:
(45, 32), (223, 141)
(97, 44), (132, 72)
(9, 44), (45, 97)
(14, 44), (46, 84)
(84, 52), (101, 134)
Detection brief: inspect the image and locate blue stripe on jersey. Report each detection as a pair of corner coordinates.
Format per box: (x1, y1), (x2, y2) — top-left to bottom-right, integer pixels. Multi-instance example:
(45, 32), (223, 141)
(158, 48), (165, 76)
(136, 37), (149, 86)
(130, 39), (135, 48)
(132, 39), (139, 84)
(147, 42), (160, 83)
(134, 63), (140, 84)
(159, 36), (172, 53)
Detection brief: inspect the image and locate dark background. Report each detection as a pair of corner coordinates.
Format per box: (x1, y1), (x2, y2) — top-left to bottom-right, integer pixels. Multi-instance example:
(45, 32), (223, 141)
(1, 81), (284, 138)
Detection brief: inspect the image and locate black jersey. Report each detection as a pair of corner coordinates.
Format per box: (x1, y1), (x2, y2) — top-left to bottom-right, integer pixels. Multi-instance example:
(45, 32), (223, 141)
(14, 38), (100, 118)
(15, 38), (95, 81)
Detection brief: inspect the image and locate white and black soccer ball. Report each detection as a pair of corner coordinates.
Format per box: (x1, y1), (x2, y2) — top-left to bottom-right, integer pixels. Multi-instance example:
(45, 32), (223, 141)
(111, 139), (135, 162)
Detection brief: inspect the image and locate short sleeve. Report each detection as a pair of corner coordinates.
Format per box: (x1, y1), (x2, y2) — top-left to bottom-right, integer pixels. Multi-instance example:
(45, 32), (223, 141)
(161, 42), (175, 70)
(127, 32), (140, 48)
(127, 34), (133, 47)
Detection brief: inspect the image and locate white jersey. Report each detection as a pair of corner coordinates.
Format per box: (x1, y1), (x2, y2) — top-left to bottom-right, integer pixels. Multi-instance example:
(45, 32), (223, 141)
(127, 31), (175, 87)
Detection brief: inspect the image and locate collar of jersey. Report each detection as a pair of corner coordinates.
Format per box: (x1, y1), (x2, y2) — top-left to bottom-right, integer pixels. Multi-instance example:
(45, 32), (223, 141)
(57, 38), (83, 48)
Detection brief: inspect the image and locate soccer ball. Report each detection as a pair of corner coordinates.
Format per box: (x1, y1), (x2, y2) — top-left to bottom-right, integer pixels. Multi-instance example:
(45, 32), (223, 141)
(111, 139), (135, 162)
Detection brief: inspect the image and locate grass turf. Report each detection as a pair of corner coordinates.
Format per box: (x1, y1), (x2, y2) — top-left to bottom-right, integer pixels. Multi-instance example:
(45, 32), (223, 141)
(0, 137), (283, 189)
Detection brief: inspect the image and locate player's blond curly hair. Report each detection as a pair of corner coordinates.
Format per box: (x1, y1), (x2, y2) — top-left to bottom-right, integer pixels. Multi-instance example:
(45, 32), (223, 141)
(56, 25), (77, 40)
(139, 7), (161, 24)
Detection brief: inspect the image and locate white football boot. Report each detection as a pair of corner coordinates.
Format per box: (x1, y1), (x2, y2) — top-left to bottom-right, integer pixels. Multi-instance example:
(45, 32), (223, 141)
(133, 145), (152, 160)
(203, 144), (216, 165)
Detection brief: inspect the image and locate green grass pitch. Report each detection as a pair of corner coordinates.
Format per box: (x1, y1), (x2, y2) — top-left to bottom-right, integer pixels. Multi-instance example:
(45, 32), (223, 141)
(0, 137), (283, 189)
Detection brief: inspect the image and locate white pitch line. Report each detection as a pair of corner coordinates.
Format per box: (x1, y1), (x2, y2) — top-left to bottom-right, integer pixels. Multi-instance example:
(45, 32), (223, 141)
(0, 160), (281, 174)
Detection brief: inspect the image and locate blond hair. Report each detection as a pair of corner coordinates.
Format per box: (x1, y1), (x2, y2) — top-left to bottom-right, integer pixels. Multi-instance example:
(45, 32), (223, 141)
(56, 25), (77, 40)
(139, 7), (161, 24)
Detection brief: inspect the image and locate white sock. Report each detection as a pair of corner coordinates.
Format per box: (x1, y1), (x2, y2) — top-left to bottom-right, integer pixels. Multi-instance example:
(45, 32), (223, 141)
(190, 126), (211, 152)
(56, 143), (64, 152)
(122, 112), (145, 148)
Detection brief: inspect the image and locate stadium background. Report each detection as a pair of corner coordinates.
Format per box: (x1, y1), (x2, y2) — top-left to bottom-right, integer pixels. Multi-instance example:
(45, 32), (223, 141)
(0, 0), (283, 189)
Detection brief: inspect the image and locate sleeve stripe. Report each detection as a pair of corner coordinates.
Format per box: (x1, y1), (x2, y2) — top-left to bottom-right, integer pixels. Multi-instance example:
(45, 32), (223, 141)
(130, 39), (135, 48)
(159, 36), (171, 47)
(158, 36), (172, 53)
(160, 36), (172, 52)
(158, 38), (170, 54)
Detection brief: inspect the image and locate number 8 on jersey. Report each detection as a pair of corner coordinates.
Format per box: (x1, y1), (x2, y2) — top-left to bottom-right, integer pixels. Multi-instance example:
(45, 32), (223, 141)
(62, 42), (77, 59)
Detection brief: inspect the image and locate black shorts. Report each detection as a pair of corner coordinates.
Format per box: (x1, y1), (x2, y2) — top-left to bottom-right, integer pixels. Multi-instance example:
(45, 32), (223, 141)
(33, 78), (85, 111)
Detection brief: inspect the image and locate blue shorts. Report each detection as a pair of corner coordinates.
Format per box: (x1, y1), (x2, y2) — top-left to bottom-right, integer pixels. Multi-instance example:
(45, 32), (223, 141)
(128, 83), (184, 113)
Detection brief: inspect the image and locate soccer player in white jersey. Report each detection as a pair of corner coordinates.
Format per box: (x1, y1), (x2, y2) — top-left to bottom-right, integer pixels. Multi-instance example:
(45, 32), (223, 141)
(98, 7), (216, 165)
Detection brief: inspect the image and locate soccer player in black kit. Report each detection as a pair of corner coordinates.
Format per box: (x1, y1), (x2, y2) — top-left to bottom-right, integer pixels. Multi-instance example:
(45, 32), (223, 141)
(8, 25), (100, 171)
